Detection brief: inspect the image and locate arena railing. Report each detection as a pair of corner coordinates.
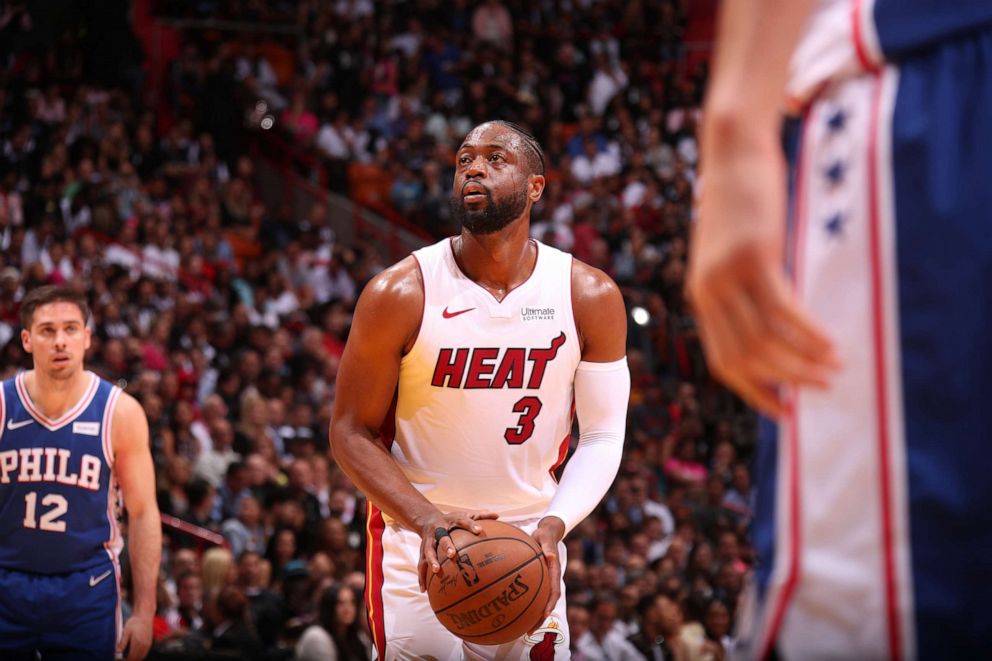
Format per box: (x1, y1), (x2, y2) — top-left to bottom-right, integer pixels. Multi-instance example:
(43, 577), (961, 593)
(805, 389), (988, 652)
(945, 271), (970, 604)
(160, 513), (229, 553)
(249, 131), (431, 261)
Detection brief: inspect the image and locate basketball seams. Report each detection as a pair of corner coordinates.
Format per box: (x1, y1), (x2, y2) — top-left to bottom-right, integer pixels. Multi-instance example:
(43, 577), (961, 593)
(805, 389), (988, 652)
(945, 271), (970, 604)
(426, 534), (540, 596)
(425, 520), (551, 644)
(454, 557), (546, 641)
(431, 551), (543, 614)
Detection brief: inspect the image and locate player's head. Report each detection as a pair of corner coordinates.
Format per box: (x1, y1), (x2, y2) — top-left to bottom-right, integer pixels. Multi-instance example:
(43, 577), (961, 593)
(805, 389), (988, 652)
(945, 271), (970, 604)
(450, 120), (546, 235)
(20, 285), (91, 380)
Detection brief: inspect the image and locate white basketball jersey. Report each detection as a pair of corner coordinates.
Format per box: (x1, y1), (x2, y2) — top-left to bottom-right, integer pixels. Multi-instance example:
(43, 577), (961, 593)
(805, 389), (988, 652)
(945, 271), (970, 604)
(389, 237), (581, 522)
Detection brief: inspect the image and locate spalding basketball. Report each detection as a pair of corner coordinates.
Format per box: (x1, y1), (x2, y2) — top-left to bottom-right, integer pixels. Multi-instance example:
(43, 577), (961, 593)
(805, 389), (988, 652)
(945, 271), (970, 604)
(426, 519), (550, 645)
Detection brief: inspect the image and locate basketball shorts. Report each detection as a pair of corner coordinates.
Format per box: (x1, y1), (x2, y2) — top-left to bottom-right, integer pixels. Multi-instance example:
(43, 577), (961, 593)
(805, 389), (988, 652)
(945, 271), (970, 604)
(0, 558), (122, 660)
(736, 28), (992, 661)
(366, 509), (570, 660)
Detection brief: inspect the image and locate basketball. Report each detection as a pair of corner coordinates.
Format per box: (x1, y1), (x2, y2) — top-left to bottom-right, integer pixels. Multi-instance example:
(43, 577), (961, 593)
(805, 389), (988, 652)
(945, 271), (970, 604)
(426, 520), (550, 645)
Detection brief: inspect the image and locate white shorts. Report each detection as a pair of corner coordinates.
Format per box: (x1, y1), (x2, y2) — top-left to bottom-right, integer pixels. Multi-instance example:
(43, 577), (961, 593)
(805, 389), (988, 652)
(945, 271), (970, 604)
(366, 507), (570, 660)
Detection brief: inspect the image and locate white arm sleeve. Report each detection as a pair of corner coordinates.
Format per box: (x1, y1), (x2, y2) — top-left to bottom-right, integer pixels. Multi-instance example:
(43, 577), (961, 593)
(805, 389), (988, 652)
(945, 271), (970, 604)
(543, 357), (630, 534)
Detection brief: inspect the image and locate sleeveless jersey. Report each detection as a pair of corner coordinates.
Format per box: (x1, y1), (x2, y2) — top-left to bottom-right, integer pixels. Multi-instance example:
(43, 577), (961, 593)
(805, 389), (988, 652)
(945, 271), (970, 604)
(391, 238), (582, 522)
(0, 372), (123, 574)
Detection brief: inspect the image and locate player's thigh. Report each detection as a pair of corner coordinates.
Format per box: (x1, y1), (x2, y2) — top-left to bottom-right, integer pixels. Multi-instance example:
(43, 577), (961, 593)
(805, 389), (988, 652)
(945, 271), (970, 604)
(40, 562), (120, 660)
(0, 568), (43, 656)
(463, 527), (570, 661)
(376, 524), (463, 660)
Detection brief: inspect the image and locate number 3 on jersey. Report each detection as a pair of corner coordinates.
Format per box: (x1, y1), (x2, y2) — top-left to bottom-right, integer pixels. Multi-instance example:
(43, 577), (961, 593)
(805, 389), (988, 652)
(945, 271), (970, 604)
(504, 396), (542, 445)
(23, 491), (69, 532)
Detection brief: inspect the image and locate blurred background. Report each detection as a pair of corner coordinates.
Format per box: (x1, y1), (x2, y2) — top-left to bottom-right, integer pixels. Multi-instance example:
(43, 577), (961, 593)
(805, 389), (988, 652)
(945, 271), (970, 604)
(0, 1), (757, 659)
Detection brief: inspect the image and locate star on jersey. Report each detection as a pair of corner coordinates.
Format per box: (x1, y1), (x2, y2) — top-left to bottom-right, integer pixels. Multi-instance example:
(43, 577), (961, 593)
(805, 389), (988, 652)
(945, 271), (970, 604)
(824, 160), (846, 186)
(827, 108), (847, 133)
(825, 212), (847, 237)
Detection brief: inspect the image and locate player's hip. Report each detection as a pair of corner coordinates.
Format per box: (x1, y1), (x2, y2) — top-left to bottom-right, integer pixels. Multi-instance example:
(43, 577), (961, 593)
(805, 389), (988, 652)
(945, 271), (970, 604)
(754, 53), (992, 659)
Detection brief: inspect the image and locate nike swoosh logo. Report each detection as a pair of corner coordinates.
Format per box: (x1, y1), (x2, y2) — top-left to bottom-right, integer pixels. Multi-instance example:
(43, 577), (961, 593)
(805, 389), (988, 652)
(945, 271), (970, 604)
(6, 419), (33, 431)
(89, 569), (113, 587)
(442, 306), (476, 319)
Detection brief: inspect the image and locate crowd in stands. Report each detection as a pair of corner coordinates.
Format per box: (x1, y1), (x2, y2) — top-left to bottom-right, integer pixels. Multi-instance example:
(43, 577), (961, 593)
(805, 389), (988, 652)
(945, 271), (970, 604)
(0, 0), (750, 659)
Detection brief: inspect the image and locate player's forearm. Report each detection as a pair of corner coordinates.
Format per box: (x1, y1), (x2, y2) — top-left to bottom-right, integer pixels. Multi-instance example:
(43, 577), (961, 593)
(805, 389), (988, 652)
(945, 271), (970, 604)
(331, 425), (441, 532)
(128, 508), (162, 619)
(543, 358), (629, 534)
(704, 0), (815, 135)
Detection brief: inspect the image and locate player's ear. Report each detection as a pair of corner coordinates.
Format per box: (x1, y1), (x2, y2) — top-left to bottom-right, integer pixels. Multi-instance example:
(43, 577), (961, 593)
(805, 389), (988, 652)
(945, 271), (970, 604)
(84, 326), (92, 351)
(20, 328), (32, 354)
(528, 174), (546, 203)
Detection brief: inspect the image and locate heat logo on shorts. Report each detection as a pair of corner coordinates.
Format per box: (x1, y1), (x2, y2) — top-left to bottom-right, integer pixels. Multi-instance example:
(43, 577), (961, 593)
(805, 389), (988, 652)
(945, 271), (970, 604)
(527, 618), (565, 660)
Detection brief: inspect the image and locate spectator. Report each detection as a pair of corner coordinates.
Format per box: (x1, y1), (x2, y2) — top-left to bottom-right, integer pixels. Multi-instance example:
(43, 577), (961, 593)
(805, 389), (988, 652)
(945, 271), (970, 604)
(221, 495), (267, 559)
(471, 0), (513, 50)
(295, 584), (370, 661)
(238, 550), (286, 653)
(168, 571), (205, 633)
(195, 418), (241, 488)
(575, 597), (643, 661)
(201, 546), (236, 598)
(209, 586), (263, 661)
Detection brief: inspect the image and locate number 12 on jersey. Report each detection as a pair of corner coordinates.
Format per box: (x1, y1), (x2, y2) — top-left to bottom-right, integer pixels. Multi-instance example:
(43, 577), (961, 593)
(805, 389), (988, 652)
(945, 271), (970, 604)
(23, 491), (69, 532)
(504, 396), (543, 445)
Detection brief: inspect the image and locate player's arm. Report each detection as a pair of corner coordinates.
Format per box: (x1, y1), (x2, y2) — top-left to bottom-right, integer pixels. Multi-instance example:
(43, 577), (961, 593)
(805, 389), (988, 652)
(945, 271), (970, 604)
(329, 258), (495, 591)
(112, 392), (162, 661)
(686, 0), (840, 417)
(532, 261), (630, 616)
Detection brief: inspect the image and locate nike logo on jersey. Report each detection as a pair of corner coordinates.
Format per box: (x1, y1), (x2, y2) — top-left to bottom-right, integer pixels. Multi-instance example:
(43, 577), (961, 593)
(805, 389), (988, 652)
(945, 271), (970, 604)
(89, 569), (113, 587)
(442, 306), (476, 319)
(6, 419), (33, 431)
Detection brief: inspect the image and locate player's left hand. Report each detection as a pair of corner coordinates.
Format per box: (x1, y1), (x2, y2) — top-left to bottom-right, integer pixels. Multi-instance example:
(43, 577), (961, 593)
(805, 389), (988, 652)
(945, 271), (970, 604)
(531, 516), (565, 620)
(119, 613), (153, 661)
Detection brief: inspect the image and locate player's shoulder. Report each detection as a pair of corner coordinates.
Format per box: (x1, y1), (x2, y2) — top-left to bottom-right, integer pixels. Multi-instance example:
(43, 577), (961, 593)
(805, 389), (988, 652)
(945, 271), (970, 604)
(570, 257), (627, 358)
(360, 255), (424, 306)
(110, 389), (146, 425)
(570, 257), (623, 307)
(352, 256), (424, 348)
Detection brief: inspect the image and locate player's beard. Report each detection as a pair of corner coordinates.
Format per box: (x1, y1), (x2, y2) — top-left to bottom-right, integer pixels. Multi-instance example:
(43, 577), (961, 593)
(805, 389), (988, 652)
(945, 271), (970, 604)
(450, 187), (528, 235)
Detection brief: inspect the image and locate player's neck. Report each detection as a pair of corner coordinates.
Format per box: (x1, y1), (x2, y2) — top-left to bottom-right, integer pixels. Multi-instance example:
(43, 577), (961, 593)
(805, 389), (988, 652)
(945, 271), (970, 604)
(455, 222), (536, 302)
(24, 367), (91, 420)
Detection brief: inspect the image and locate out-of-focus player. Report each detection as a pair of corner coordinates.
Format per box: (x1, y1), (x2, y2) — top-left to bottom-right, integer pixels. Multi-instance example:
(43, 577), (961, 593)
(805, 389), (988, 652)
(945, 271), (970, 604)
(330, 121), (630, 659)
(0, 286), (161, 660)
(688, 0), (992, 658)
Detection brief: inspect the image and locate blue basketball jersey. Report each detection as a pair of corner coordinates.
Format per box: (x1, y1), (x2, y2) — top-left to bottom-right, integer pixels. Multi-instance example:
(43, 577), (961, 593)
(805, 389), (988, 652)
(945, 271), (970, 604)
(874, 0), (992, 59)
(0, 372), (123, 575)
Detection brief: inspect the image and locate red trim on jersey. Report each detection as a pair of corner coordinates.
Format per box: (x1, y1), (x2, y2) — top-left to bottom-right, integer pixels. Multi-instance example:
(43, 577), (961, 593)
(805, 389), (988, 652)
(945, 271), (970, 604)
(447, 237), (540, 304)
(867, 72), (903, 661)
(365, 503), (387, 659)
(15, 371), (99, 430)
(758, 106), (814, 661)
(101, 387), (121, 468)
(549, 434), (570, 482)
(852, 0), (880, 71)
(549, 400), (576, 482)
(366, 395), (395, 657)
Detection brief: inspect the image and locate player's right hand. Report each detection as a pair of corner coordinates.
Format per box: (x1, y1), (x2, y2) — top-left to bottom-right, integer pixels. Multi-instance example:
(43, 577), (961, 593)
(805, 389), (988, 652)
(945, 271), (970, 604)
(119, 613), (153, 661)
(418, 510), (499, 592)
(687, 125), (841, 417)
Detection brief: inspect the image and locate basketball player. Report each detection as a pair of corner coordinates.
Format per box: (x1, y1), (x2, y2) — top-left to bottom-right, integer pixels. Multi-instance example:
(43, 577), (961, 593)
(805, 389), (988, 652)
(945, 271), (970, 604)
(0, 286), (161, 660)
(688, 0), (992, 658)
(330, 121), (630, 659)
